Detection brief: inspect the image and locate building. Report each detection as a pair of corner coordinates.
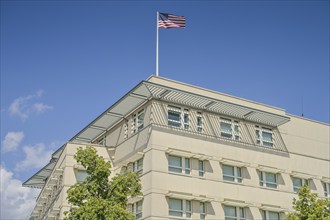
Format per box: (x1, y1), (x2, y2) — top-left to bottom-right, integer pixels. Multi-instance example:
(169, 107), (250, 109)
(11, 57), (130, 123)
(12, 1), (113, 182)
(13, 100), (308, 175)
(24, 76), (330, 220)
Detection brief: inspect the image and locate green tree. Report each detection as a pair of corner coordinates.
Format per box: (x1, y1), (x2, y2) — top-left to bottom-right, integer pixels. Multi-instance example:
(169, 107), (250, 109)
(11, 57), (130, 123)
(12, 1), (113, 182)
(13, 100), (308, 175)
(64, 146), (142, 220)
(285, 185), (330, 220)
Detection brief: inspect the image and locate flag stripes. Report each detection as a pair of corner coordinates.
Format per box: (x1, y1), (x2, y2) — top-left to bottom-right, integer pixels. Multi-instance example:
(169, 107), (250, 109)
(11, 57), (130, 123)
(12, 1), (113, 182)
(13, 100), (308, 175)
(158, 13), (186, 29)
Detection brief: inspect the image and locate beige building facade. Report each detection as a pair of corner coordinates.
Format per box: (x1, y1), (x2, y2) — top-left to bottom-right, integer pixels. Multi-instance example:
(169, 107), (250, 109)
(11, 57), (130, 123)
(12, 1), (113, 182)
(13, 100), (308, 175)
(24, 76), (330, 220)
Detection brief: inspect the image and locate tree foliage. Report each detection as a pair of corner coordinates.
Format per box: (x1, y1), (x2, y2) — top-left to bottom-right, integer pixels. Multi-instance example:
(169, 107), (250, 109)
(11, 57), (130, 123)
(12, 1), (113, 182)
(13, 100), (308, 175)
(64, 146), (142, 220)
(285, 185), (330, 220)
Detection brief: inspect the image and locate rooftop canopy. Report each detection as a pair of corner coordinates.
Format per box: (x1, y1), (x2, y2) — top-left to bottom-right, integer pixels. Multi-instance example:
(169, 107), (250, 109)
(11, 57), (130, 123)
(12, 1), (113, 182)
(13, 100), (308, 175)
(23, 79), (290, 188)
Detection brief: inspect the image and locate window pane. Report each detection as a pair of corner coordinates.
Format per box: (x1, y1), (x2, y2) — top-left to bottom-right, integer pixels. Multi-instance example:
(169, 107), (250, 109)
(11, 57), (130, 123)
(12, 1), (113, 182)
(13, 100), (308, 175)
(239, 207), (244, 218)
(185, 158), (191, 174)
(168, 111), (180, 121)
(266, 173), (276, 184)
(262, 132), (272, 142)
(169, 211), (183, 217)
(169, 167), (182, 173)
(223, 165), (234, 176)
(293, 177), (302, 190)
(186, 201), (191, 212)
(169, 198), (182, 210)
(262, 210), (267, 220)
(75, 170), (88, 183)
(169, 155), (182, 167)
(237, 167), (242, 178)
(269, 211), (280, 220)
(224, 206), (236, 217)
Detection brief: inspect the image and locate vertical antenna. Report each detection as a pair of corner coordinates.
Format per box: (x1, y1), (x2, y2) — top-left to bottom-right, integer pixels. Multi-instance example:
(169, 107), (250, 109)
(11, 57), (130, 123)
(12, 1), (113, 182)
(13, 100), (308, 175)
(301, 96), (304, 117)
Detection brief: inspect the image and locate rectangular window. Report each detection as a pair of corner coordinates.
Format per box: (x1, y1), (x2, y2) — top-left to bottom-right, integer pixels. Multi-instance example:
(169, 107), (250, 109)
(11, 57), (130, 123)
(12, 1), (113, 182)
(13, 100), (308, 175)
(262, 210), (280, 220)
(168, 155), (182, 173)
(322, 182), (330, 197)
(75, 170), (88, 183)
(197, 112), (203, 132)
(258, 171), (277, 189)
(132, 109), (144, 133)
(256, 126), (273, 147)
(132, 158), (143, 175)
(129, 201), (143, 219)
(124, 121), (128, 139)
(220, 118), (240, 141)
(167, 105), (191, 129)
(292, 177), (309, 193)
(222, 164), (242, 183)
(199, 160), (205, 177)
(224, 205), (245, 220)
(185, 158), (191, 175)
(168, 155), (191, 175)
(169, 198), (191, 218)
(183, 109), (190, 129)
(168, 106), (182, 127)
(200, 202), (206, 220)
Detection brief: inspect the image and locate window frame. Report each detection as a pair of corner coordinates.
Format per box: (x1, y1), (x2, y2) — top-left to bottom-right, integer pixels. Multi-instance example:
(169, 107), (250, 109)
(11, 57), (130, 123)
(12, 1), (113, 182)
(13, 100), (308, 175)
(222, 164), (243, 183)
(197, 111), (203, 132)
(220, 117), (240, 141)
(322, 182), (330, 197)
(258, 171), (278, 189)
(132, 158), (143, 175)
(168, 155), (191, 175)
(168, 198), (192, 218)
(255, 125), (274, 147)
(129, 200), (143, 219)
(132, 109), (145, 133)
(200, 202), (206, 220)
(292, 177), (309, 193)
(198, 160), (205, 177)
(74, 169), (88, 183)
(262, 210), (281, 220)
(224, 205), (245, 220)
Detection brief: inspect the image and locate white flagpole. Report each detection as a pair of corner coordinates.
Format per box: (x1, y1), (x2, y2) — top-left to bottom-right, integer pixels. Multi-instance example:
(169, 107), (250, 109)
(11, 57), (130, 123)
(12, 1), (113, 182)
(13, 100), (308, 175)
(156, 11), (159, 77)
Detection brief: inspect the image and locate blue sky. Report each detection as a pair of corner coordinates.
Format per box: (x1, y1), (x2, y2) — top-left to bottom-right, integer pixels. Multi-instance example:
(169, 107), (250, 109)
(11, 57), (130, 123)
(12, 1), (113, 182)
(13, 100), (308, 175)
(1, 0), (329, 218)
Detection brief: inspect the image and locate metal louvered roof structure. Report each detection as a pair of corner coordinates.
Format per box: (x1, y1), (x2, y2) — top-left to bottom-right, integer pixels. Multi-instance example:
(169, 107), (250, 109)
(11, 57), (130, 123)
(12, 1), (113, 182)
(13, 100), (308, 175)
(23, 79), (290, 188)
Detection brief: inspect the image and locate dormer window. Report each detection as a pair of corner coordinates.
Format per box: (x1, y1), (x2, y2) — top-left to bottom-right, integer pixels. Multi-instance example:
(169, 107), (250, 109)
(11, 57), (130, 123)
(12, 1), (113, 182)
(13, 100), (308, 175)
(255, 126), (273, 147)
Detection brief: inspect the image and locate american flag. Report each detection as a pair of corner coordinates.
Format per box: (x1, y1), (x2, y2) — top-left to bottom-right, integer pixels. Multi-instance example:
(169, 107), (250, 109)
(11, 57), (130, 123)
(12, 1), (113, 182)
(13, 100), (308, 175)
(158, 13), (186, 29)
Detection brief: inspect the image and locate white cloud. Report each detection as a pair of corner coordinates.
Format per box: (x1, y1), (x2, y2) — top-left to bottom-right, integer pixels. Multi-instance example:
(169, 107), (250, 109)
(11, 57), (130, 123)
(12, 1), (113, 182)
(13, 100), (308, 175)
(33, 103), (53, 113)
(1, 131), (25, 153)
(8, 90), (53, 121)
(0, 166), (40, 219)
(15, 143), (53, 172)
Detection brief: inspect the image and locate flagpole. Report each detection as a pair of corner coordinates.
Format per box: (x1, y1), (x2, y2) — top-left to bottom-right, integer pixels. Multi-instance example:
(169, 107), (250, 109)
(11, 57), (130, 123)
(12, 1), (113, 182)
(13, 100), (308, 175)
(156, 11), (159, 77)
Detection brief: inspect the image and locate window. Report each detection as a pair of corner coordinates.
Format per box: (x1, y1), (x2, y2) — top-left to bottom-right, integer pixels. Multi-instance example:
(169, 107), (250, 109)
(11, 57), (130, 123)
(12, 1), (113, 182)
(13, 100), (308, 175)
(256, 126), (273, 147)
(199, 160), (205, 177)
(74, 170), (88, 183)
(168, 155), (191, 175)
(220, 118), (239, 140)
(224, 205), (245, 220)
(292, 177), (309, 193)
(124, 121), (128, 139)
(322, 182), (330, 197)
(169, 198), (191, 218)
(262, 210), (280, 220)
(183, 109), (190, 129)
(258, 171), (277, 189)
(132, 158), (143, 175)
(132, 109), (144, 133)
(200, 202), (206, 220)
(168, 106), (182, 127)
(197, 112), (203, 132)
(167, 105), (190, 129)
(129, 200), (142, 219)
(222, 164), (242, 183)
